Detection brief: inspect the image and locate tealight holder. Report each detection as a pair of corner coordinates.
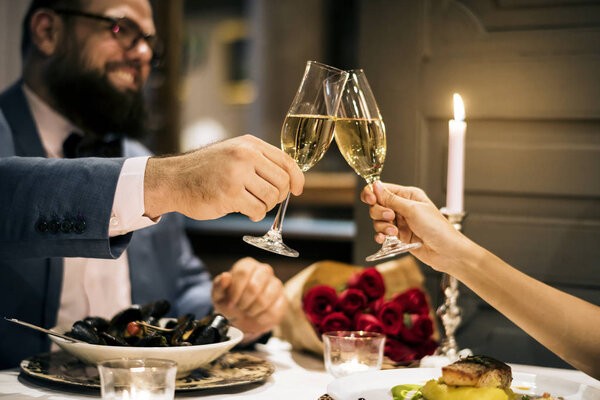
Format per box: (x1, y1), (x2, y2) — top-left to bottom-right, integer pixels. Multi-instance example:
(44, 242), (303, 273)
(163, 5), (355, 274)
(322, 331), (385, 378)
(97, 358), (177, 400)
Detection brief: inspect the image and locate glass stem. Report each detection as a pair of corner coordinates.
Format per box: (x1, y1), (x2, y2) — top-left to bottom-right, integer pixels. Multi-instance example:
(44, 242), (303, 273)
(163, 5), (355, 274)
(269, 193), (291, 234)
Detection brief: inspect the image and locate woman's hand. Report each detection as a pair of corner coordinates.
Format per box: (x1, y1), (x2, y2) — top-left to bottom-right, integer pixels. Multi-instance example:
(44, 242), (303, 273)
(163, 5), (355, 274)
(361, 181), (475, 273)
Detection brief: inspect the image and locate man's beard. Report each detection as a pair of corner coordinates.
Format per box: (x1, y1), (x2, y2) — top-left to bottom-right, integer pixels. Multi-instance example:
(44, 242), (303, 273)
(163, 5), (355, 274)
(44, 48), (148, 139)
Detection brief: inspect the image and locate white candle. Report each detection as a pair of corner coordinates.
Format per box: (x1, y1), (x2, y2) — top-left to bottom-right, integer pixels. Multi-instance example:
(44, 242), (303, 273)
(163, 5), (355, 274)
(446, 93), (466, 214)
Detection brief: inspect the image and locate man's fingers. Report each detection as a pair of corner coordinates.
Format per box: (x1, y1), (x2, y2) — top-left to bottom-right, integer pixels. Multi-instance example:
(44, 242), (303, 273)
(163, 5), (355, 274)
(236, 267), (272, 311)
(245, 279), (284, 318)
(254, 157), (290, 203)
(233, 190), (269, 222)
(257, 138), (304, 196)
(211, 272), (232, 304)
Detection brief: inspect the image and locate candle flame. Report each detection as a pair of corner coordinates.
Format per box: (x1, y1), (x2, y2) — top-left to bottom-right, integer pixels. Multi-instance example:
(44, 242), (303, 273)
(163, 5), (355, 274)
(453, 93), (465, 121)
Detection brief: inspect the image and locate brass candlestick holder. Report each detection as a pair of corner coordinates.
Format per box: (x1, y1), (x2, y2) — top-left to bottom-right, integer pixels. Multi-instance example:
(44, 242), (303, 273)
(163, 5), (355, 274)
(434, 208), (467, 361)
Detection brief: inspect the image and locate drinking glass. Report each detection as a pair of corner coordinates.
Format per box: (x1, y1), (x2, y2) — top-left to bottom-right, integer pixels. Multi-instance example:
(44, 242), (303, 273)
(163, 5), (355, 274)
(243, 61), (349, 257)
(97, 358), (177, 400)
(334, 69), (421, 262)
(322, 331), (386, 378)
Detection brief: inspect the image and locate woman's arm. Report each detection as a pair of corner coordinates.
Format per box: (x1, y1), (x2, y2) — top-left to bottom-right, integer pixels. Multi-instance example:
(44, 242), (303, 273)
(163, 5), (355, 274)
(363, 181), (600, 379)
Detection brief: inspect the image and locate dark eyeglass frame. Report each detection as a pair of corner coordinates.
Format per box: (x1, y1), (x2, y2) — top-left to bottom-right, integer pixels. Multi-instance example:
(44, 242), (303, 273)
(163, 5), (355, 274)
(51, 8), (163, 66)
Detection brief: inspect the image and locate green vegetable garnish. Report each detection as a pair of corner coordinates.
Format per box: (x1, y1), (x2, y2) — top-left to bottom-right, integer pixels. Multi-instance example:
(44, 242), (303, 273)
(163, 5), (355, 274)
(391, 384), (424, 400)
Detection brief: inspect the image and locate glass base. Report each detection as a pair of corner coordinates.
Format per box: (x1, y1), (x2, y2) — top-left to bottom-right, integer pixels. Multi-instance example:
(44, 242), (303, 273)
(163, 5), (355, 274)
(243, 230), (299, 258)
(365, 236), (421, 262)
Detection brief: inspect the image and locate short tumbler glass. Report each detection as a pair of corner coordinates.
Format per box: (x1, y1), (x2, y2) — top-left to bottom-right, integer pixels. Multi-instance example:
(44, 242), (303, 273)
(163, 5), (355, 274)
(322, 331), (386, 378)
(97, 358), (177, 400)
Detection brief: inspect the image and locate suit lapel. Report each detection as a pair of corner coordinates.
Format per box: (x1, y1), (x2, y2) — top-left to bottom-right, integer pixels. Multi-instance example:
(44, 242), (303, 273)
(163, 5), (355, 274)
(0, 81), (46, 157)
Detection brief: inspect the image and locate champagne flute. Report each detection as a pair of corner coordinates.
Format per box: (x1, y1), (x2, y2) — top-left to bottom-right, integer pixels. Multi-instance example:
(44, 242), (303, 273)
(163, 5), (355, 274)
(334, 69), (421, 262)
(243, 61), (349, 257)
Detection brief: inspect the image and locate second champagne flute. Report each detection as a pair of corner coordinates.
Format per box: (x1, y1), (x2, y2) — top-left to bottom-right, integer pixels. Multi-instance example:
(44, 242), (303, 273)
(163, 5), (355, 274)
(334, 69), (421, 262)
(243, 61), (349, 257)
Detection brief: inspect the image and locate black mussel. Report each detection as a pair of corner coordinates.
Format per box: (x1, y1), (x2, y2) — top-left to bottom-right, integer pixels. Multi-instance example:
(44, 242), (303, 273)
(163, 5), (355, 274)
(69, 320), (104, 345)
(136, 332), (168, 347)
(170, 313), (195, 345)
(83, 317), (109, 333)
(100, 331), (128, 346)
(164, 319), (178, 330)
(108, 305), (142, 334)
(189, 314), (230, 345)
(191, 325), (218, 345)
(208, 314), (230, 339)
(141, 299), (171, 322)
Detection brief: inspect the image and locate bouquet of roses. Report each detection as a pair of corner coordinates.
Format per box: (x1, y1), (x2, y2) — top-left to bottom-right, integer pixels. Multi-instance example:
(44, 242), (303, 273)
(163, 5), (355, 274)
(302, 268), (436, 363)
(275, 257), (438, 365)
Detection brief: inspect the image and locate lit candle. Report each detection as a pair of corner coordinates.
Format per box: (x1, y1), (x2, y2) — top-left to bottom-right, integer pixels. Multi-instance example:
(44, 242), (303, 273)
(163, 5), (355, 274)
(336, 358), (371, 377)
(446, 93), (466, 214)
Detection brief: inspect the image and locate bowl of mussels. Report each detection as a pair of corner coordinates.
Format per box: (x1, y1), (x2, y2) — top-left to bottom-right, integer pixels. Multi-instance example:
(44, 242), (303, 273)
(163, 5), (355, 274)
(50, 300), (243, 377)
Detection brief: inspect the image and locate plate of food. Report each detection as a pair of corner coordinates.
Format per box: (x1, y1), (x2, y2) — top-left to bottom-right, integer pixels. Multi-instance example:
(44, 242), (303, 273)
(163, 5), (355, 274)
(47, 300), (243, 377)
(326, 356), (600, 400)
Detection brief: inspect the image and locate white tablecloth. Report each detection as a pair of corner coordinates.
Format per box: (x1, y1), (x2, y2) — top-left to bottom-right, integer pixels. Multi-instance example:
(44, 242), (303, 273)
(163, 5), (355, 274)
(1, 338), (598, 399)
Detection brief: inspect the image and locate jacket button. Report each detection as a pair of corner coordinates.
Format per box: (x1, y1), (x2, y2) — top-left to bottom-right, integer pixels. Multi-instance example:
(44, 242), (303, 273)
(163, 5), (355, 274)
(47, 219), (60, 234)
(60, 219), (74, 233)
(35, 219), (48, 233)
(74, 218), (86, 234)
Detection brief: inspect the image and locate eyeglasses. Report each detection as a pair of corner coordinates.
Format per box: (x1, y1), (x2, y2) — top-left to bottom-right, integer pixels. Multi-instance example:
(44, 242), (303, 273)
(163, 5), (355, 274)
(52, 9), (163, 66)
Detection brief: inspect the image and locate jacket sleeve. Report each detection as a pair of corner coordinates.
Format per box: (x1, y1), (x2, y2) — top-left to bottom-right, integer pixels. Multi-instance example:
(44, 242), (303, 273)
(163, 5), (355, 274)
(0, 156), (132, 259)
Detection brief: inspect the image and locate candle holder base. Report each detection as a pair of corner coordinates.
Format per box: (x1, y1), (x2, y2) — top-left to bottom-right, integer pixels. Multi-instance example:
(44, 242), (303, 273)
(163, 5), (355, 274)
(428, 208), (469, 363)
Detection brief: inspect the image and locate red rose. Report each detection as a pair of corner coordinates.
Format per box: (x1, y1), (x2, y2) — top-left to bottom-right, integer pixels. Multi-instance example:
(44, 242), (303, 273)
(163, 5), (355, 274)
(376, 301), (404, 336)
(320, 312), (351, 333)
(384, 337), (419, 363)
(356, 268), (385, 299)
(393, 288), (430, 315)
(346, 272), (361, 289)
(338, 288), (367, 317)
(367, 296), (385, 314)
(302, 285), (338, 325)
(417, 339), (437, 358)
(353, 313), (384, 333)
(401, 313), (433, 343)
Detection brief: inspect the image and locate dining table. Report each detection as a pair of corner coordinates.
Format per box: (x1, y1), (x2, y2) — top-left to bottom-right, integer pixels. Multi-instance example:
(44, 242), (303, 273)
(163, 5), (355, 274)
(1, 337), (599, 399)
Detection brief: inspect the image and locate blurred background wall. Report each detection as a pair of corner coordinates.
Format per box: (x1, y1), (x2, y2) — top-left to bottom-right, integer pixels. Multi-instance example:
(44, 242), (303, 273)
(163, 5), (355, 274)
(1, 0), (598, 369)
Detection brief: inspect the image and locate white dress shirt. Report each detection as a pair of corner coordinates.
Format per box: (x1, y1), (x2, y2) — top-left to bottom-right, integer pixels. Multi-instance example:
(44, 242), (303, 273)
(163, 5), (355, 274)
(22, 85), (158, 331)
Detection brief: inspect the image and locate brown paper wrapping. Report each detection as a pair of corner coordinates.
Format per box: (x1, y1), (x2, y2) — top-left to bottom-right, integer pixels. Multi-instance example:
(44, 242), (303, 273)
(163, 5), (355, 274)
(275, 255), (438, 357)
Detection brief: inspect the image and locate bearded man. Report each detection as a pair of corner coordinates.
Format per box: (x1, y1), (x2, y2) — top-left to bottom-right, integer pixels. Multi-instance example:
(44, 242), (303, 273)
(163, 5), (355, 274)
(0, 0), (303, 368)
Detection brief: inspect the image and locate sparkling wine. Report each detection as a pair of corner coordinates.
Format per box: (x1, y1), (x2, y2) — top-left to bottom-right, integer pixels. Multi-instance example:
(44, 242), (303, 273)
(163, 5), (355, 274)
(281, 114), (336, 171)
(334, 118), (386, 184)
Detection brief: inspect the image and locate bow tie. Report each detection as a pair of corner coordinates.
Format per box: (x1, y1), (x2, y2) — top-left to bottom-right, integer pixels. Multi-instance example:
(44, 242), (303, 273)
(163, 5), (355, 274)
(63, 132), (123, 158)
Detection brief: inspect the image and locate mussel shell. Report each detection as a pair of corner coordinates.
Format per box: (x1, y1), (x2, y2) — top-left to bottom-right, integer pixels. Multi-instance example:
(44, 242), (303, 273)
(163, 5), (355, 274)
(170, 313), (195, 345)
(83, 317), (109, 333)
(208, 314), (230, 339)
(99, 331), (128, 346)
(141, 299), (171, 321)
(108, 305), (142, 332)
(70, 320), (104, 345)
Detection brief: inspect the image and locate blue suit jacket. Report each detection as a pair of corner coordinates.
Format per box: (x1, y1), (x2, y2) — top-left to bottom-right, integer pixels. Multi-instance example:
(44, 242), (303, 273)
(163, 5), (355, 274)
(0, 82), (213, 369)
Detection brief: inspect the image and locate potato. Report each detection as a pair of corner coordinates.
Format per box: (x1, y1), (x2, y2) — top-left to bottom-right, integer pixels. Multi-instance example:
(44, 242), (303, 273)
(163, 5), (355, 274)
(421, 379), (517, 400)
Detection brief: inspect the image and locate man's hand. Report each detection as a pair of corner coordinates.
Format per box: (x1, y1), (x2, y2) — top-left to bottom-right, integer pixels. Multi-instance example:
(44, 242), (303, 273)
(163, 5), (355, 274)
(144, 135), (304, 221)
(211, 257), (287, 339)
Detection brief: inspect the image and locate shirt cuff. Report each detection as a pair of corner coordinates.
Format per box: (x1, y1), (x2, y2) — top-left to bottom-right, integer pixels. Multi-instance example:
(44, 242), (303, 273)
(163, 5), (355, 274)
(109, 156), (159, 237)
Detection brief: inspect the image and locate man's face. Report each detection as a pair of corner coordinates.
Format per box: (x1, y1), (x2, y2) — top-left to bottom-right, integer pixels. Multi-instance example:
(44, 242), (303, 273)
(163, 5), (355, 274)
(73, 0), (155, 93)
(43, 0), (156, 137)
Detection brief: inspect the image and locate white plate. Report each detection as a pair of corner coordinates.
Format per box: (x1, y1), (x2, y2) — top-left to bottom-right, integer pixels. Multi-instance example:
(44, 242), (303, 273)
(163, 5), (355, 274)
(327, 367), (600, 400)
(50, 325), (243, 377)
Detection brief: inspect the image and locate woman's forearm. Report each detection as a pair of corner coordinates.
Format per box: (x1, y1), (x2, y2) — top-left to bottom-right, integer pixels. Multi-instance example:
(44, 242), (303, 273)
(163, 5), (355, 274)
(449, 241), (600, 379)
